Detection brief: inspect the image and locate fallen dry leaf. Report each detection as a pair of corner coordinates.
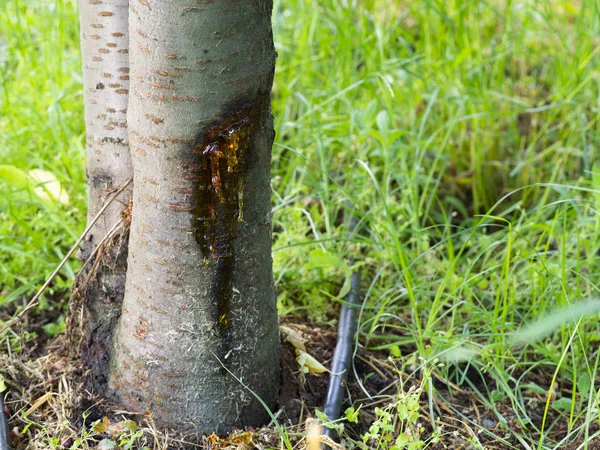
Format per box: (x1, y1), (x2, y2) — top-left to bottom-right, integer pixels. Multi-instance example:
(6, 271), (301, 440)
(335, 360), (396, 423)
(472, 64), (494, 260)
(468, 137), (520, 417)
(280, 325), (307, 352)
(296, 349), (328, 374)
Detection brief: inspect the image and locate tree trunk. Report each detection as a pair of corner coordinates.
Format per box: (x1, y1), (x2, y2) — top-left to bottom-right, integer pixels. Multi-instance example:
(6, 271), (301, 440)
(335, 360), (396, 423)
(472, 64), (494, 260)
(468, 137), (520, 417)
(75, 0), (132, 393)
(108, 0), (279, 431)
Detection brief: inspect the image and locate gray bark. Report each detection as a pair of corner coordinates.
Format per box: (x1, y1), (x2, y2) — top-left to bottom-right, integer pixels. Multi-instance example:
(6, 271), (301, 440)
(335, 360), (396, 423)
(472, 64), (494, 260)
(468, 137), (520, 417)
(76, 0), (132, 392)
(108, 0), (279, 431)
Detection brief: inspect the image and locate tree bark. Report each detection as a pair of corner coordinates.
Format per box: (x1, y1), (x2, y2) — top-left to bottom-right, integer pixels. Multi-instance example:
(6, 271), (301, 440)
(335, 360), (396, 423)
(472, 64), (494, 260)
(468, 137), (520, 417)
(108, 0), (279, 431)
(75, 0), (132, 393)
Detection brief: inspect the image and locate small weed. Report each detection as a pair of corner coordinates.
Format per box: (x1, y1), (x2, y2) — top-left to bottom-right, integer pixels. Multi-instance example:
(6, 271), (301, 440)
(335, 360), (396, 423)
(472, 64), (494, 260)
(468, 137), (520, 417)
(360, 367), (441, 450)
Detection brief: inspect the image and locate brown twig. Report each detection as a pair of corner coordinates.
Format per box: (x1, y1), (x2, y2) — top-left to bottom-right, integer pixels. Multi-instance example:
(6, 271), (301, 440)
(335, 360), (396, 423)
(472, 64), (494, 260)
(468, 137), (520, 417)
(0, 178), (132, 335)
(355, 353), (388, 380)
(75, 218), (124, 285)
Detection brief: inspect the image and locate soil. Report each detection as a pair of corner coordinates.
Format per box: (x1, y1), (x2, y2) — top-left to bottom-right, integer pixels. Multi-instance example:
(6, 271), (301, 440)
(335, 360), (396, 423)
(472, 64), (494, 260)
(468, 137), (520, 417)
(0, 311), (597, 449)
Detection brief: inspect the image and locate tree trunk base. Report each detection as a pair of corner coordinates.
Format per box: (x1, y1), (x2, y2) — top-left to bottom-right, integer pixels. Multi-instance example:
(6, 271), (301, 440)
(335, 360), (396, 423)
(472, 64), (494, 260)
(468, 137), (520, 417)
(67, 225), (129, 395)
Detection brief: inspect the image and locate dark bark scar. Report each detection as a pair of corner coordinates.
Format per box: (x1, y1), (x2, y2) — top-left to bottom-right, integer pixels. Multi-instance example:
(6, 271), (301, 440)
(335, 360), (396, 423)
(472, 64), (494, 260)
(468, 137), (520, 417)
(192, 100), (263, 368)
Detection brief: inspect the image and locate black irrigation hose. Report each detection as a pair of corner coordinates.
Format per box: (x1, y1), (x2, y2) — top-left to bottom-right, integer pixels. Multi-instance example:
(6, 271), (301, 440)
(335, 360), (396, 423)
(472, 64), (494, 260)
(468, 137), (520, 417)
(0, 391), (11, 450)
(322, 212), (361, 444)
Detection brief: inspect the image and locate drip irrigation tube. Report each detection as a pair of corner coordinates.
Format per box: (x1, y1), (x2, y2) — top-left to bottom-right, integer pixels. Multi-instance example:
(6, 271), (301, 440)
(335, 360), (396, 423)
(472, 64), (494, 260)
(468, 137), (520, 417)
(0, 391), (11, 450)
(322, 212), (361, 445)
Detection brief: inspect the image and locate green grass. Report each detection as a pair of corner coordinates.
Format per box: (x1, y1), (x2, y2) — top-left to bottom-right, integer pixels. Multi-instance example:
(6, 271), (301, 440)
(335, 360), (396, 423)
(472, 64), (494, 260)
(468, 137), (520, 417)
(2, 0), (600, 448)
(0, 0), (84, 311)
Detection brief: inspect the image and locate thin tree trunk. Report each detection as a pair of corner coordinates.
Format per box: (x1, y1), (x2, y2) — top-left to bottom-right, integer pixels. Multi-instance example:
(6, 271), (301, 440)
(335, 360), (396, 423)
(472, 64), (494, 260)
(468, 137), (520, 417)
(109, 1), (279, 430)
(75, 0), (131, 393)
